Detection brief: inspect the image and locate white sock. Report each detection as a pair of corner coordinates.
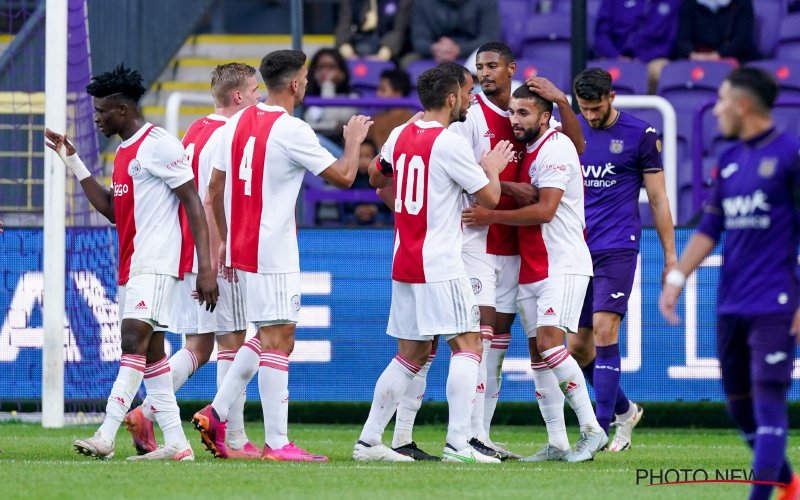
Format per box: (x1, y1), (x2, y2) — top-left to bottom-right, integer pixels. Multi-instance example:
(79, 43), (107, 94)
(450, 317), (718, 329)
(212, 337), (259, 421)
(484, 333), (510, 438)
(217, 348), (248, 449)
(259, 350), (290, 450)
(470, 326), (493, 441)
(531, 361), (569, 450)
(359, 355), (421, 446)
(392, 345), (436, 448)
(542, 345), (601, 433)
(143, 356), (188, 449)
(142, 348), (197, 421)
(445, 351), (481, 451)
(98, 354), (145, 441)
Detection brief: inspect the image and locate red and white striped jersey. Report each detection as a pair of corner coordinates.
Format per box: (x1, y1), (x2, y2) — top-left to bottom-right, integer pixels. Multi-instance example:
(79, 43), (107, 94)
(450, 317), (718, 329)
(450, 92), (524, 256)
(112, 123), (195, 285)
(518, 128), (593, 284)
(378, 119), (490, 283)
(213, 103), (336, 274)
(178, 114), (227, 274)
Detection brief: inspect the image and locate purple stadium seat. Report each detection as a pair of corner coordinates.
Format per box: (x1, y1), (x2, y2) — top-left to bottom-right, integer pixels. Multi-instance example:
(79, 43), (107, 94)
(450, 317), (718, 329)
(406, 59), (437, 87)
(499, 0), (532, 54)
(519, 14), (571, 66)
(747, 59), (800, 100)
(754, 0), (783, 59)
(777, 13), (800, 60)
(587, 59), (649, 95)
(514, 57), (570, 92)
(347, 59), (396, 96)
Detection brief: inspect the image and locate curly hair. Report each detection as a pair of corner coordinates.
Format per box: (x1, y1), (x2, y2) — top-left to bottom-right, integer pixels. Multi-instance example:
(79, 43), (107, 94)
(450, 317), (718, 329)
(86, 64), (146, 103)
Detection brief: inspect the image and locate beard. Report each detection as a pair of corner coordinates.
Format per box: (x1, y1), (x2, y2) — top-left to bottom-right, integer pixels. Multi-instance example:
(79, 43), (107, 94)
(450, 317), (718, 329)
(517, 124), (541, 143)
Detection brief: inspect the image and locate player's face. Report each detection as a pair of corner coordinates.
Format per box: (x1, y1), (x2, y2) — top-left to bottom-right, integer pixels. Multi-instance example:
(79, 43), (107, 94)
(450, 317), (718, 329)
(476, 51), (514, 97)
(453, 73), (474, 123)
(576, 94), (615, 129)
(92, 96), (125, 137)
(713, 81), (743, 139)
(294, 66), (309, 105)
(237, 76), (262, 107)
(509, 97), (550, 143)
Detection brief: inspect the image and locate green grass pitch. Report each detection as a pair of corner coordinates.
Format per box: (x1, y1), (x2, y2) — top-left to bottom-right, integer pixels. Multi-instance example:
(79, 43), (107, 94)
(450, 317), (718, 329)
(0, 422), (797, 499)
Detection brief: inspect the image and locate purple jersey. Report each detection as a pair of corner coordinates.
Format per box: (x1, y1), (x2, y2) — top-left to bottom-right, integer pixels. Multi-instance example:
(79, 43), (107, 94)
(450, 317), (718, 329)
(698, 128), (800, 315)
(580, 112), (663, 253)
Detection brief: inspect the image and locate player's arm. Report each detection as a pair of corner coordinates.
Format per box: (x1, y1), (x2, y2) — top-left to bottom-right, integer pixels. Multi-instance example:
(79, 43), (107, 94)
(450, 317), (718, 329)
(368, 154), (390, 188)
(44, 128), (115, 223)
(173, 180), (218, 310)
(318, 115), (374, 188)
(464, 186), (563, 226)
(471, 141), (516, 208)
(501, 181), (539, 207)
(207, 168), (228, 271)
(526, 77), (585, 154)
(644, 170), (678, 276)
(376, 185), (395, 209)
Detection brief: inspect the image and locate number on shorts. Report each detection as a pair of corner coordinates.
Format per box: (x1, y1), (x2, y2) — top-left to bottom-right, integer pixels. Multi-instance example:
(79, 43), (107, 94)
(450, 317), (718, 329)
(394, 153), (425, 215)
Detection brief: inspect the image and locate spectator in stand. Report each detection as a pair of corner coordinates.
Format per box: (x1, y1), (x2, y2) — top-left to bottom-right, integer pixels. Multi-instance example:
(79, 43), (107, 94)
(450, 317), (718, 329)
(305, 48), (360, 143)
(335, 0), (413, 62)
(407, 0), (498, 65)
(673, 0), (758, 64)
(594, 0), (681, 93)
(367, 68), (416, 147)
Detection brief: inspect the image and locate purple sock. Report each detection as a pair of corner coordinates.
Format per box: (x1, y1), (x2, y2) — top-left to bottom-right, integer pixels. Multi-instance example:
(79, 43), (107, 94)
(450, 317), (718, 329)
(749, 382), (790, 500)
(594, 344), (622, 433)
(583, 356), (631, 416)
(727, 396), (793, 486)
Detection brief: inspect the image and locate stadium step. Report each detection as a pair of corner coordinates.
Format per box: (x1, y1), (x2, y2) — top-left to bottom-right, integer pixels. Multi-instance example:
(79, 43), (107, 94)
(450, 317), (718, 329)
(175, 34), (333, 59)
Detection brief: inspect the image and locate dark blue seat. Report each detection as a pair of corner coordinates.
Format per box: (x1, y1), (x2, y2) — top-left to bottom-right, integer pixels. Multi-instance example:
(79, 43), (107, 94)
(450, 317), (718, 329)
(747, 59), (800, 100)
(754, 0), (784, 59)
(587, 59), (649, 95)
(406, 59), (437, 87)
(777, 13), (800, 60)
(347, 60), (396, 96)
(515, 57), (571, 92)
(519, 14), (571, 66)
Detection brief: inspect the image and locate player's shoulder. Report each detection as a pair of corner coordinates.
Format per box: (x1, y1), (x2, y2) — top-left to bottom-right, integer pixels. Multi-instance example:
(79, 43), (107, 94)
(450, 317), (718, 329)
(145, 125), (182, 149)
(439, 126), (473, 150)
(617, 111), (658, 136)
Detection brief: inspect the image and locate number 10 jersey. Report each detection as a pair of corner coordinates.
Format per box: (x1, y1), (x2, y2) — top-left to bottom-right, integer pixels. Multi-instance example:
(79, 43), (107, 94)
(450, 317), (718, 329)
(377, 119), (489, 284)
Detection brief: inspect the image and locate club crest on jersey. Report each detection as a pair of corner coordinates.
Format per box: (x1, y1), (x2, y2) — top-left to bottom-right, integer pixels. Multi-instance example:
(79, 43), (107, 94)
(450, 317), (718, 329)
(609, 139), (624, 154)
(290, 295), (301, 312)
(127, 159), (142, 177)
(471, 305), (480, 322)
(470, 278), (482, 294)
(758, 157), (777, 178)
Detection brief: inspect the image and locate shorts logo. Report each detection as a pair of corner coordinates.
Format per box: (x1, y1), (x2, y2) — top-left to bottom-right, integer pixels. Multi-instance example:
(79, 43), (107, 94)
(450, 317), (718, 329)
(135, 300), (147, 310)
(544, 307), (556, 316)
(471, 305), (480, 322)
(476, 383), (485, 394)
(290, 295), (301, 313)
(128, 159), (142, 177)
(470, 278), (482, 294)
(765, 351), (788, 365)
(611, 292), (625, 299)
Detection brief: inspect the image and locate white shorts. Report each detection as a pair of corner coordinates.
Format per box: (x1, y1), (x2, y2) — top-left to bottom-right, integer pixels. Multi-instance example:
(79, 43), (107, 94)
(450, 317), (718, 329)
(118, 273), (178, 331)
(518, 274), (590, 337)
(462, 252), (520, 314)
(387, 277), (480, 341)
(171, 272), (247, 335)
(239, 271), (300, 327)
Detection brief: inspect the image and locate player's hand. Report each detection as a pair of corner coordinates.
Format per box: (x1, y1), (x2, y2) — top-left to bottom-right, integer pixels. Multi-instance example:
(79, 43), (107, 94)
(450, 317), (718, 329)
(44, 128), (77, 161)
(790, 307), (800, 342)
(481, 140), (515, 174)
(343, 115), (374, 144)
(195, 268), (219, 312)
(658, 283), (682, 325)
(462, 205), (494, 226)
(526, 77), (567, 104)
(218, 242), (238, 283)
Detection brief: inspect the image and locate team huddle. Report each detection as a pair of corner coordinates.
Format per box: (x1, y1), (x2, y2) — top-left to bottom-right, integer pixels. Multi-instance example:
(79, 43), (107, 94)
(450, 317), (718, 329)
(42, 38), (800, 496)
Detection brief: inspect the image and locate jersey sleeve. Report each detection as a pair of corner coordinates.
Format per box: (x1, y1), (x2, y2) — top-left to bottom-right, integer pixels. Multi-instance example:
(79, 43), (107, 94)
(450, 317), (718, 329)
(148, 133), (195, 189)
(444, 134), (489, 195)
(639, 126), (664, 173)
(284, 118), (337, 176)
(449, 111), (479, 156)
(536, 137), (575, 191)
(376, 130), (397, 177)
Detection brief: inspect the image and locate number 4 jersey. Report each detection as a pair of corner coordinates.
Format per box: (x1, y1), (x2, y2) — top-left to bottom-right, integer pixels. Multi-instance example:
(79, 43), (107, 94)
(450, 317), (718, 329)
(377, 119), (490, 284)
(213, 103), (337, 274)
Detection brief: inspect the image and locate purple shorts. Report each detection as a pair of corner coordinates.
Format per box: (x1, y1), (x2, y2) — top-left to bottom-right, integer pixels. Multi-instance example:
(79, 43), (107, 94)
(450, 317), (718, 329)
(578, 249), (638, 328)
(717, 314), (796, 392)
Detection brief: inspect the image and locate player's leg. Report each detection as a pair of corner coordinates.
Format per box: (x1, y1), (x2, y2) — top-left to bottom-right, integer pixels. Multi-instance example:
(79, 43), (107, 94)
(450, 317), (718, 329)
(744, 314), (797, 499)
(391, 336), (439, 460)
(355, 280), (426, 462)
(128, 276), (193, 461)
(216, 330), (259, 458)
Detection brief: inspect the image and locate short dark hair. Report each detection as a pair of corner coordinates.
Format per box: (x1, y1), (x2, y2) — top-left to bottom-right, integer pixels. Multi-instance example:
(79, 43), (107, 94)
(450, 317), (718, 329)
(416, 67), (460, 111)
(211, 62), (257, 106)
(379, 69), (412, 96)
(86, 64), (146, 103)
(512, 84), (554, 115)
(726, 67), (778, 111)
(259, 50), (307, 90)
(437, 62), (470, 87)
(573, 68), (613, 101)
(477, 41), (515, 64)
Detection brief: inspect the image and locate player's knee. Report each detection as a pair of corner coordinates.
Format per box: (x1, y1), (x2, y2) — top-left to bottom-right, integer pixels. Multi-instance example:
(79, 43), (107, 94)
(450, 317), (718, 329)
(594, 325), (619, 346)
(120, 331), (145, 355)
